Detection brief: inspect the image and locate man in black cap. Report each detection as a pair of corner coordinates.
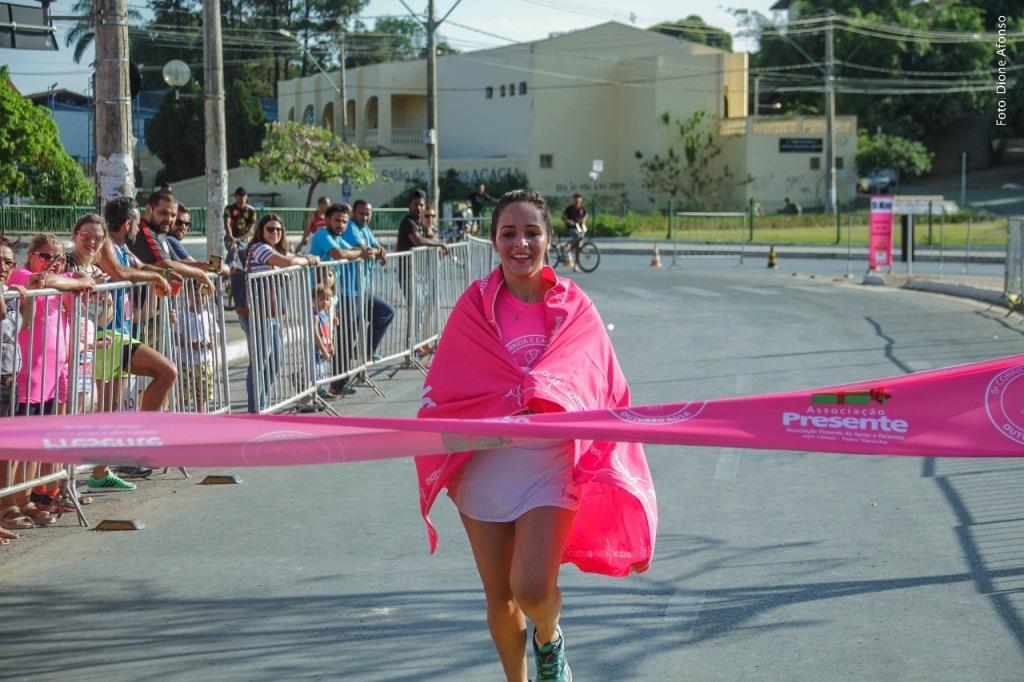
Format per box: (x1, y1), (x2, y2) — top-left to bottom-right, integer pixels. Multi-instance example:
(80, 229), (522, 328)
(223, 186), (256, 269)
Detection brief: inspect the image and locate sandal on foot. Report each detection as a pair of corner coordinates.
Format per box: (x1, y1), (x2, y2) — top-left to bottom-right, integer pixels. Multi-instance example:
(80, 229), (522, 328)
(0, 506), (33, 531)
(20, 504), (56, 526)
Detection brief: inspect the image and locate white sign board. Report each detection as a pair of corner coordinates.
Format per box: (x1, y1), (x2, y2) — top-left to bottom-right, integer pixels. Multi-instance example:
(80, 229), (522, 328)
(592, 159), (604, 173)
(892, 195), (958, 215)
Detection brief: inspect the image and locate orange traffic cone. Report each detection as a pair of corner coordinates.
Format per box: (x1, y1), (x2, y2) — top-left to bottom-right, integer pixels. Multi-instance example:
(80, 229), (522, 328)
(767, 245), (778, 269)
(651, 245), (662, 267)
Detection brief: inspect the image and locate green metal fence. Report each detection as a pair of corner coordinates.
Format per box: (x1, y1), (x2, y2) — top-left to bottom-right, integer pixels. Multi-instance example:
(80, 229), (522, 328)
(0, 204), (407, 238)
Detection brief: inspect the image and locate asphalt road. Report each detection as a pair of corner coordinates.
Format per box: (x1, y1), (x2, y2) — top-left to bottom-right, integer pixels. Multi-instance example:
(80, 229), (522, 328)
(2, 254), (1023, 681)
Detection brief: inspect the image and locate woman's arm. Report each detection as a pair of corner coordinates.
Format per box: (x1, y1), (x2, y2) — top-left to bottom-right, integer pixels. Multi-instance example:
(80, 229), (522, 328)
(266, 252), (319, 268)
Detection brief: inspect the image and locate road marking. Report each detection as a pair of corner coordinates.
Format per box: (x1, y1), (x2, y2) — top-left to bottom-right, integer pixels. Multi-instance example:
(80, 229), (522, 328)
(620, 286), (661, 300)
(671, 285), (723, 297)
(729, 285), (776, 296)
(714, 449), (741, 479)
(788, 285), (839, 294)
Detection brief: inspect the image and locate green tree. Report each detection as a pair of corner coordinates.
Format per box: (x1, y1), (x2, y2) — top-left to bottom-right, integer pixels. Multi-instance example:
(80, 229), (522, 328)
(739, 2), (1003, 140)
(856, 130), (933, 180)
(64, 0), (143, 64)
(650, 15), (733, 51)
(243, 121), (375, 207)
(145, 82), (205, 182)
(347, 15), (457, 67)
(634, 110), (748, 210)
(0, 67), (92, 204)
(225, 80), (267, 168)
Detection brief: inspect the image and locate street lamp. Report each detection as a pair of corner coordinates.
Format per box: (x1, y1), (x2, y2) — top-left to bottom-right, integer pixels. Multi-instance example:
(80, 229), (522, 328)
(162, 59), (191, 100)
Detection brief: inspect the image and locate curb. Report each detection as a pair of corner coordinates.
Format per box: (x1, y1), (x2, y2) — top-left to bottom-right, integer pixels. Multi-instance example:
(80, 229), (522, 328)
(862, 272), (1008, 307)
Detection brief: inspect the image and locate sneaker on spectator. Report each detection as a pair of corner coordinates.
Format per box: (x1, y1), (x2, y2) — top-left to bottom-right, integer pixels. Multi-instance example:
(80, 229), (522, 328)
(86, 473), (137, 492)
(533, 626), (572, 681)
(115, 466), (153, 479)
(372, 353), (382, 362)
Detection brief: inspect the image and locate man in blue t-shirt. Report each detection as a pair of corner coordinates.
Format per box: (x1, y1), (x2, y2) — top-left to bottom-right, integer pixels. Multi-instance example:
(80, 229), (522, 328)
(309, 203), (369, 394)
(343, 199), (395, 363)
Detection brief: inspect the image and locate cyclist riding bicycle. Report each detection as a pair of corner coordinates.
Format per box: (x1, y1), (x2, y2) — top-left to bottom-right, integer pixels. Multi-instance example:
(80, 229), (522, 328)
(561, 193), (588, 272)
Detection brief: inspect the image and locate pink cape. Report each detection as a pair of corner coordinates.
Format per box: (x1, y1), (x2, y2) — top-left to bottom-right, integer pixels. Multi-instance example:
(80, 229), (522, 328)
(415, 266), (657, 577)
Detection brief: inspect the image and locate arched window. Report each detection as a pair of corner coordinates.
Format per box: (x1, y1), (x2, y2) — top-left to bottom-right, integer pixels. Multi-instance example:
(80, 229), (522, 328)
(322, 102), (334, 132)
(500, 85), (506, 97)
(303, 105), (314, 125)
(288, 107), (295, 122)
(364, 96), (379, 129)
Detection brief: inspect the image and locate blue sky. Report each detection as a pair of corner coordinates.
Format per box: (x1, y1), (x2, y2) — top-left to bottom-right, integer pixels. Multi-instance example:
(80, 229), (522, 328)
(3, 0), (778, 96)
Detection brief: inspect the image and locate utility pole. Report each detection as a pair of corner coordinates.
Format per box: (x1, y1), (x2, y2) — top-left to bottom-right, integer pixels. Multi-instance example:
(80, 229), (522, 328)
(824, 11), (837, 216)
(425, 0), (439, 209)
(93, 0), (134, 210)
(400, 0), (462, 210)
(203, 0), (228, 258)
(339, 32), (348, 138)
(753, 75), (760, 121)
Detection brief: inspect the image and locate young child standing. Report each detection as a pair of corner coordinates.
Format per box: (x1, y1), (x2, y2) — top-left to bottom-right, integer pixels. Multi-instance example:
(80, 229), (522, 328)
(175, 282), (219, 413)
(313, 284), (335, 397)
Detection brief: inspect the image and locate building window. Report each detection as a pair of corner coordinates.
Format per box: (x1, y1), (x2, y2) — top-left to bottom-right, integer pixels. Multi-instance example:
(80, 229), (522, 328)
(540, 154), (553, 169)
(485, 86), (493, 99)
(500, 85), (506, 97)
(509, 83), (515, 97)
(519, 81), (527, 95)
(810, 157), (820, 170)
(836, 156), (844, 169)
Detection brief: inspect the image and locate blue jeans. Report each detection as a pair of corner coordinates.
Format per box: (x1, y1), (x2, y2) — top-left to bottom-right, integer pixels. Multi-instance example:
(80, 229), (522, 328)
(240, 315), (283, 413)
(366, 294), (396, 354)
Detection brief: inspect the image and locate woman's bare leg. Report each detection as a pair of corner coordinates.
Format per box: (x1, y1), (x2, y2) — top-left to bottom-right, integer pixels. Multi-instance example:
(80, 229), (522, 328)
(461, 514), (529, 682)
(510, 506), (577, 646)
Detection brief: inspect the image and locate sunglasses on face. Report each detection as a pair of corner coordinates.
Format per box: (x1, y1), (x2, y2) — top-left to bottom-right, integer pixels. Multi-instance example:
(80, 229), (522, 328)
(264, 226), (283, 233)
(34, 252), (60, 262)
(423, 214), (436, 219)
(175, 219), (191, 227)
(77, 233), (104, 244)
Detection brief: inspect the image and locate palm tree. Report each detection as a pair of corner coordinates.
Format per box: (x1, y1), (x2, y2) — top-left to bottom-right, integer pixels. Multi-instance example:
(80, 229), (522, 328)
(64, 0), (142, 64)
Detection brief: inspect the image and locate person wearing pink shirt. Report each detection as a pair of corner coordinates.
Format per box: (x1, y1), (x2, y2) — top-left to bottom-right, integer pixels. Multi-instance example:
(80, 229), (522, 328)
(1, 234), (94, 530)
(415, 190), (657, 682)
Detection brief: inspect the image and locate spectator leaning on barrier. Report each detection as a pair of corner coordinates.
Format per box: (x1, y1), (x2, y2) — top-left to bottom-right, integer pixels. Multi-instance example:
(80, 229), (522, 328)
(133, 191), (217, 293)
(243, 213), (319, 413)
(0, 236), (26, 545)
(1, 234), (94, 529)
(296, 195), (331, 255)
(93, 196), (179, 489)
(310, 202), (367, 396)
(396, 190), (449, 255)
(165, 206), (230, 277)
(343, 199), (395, 362)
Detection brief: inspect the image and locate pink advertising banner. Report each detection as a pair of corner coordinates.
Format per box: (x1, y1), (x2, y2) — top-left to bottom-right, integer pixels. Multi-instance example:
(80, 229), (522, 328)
(2, 354), (1024, 466)
(869, 195), (894, 270)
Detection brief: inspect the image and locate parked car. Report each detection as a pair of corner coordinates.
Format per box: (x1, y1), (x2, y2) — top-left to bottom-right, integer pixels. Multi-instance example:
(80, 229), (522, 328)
(858, 168), (899, 194)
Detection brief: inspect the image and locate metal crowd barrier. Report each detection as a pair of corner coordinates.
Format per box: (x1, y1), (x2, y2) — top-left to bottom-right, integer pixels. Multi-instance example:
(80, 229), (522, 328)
(1005, 218), (1023, 302)
(1, 278), (233, 527)
(245, 243), (477, 413)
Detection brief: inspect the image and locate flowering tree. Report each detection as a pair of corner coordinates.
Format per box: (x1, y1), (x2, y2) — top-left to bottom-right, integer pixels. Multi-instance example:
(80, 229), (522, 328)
(242, 121), (376, 207)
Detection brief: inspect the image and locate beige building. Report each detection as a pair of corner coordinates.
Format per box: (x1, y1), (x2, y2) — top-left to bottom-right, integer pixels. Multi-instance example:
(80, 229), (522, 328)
(252, 21), (857, 213)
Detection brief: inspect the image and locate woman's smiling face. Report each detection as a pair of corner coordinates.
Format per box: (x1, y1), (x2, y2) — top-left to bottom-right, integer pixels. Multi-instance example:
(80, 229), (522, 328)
(492, 201), (550, 281)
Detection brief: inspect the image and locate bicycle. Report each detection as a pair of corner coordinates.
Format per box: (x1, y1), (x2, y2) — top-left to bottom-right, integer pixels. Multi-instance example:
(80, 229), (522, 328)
(549, 223), (601, 273)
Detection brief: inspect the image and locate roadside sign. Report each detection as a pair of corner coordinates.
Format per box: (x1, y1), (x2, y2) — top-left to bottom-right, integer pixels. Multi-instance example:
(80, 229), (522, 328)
(869, 195), (893, 271)
(892, 195), (957, 215)
(592, 159), (604, 173)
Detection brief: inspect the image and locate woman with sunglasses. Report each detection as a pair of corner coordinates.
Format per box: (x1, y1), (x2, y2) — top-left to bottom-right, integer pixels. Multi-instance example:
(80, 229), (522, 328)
(241, 214), (318, 412)
(1, 234), (95, 530)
